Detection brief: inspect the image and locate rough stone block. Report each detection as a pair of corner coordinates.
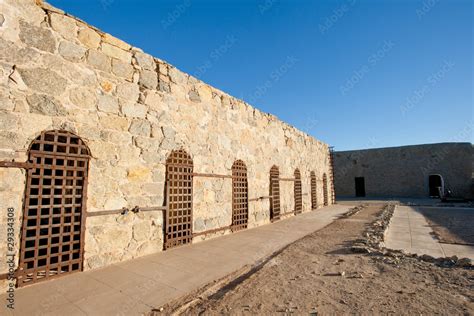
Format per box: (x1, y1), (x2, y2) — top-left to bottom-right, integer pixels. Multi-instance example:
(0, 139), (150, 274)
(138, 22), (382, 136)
(59, 41), (86, 62)
(129, 119), (151, 136)
(97, 94), (119, 114)
(19, 20), (56, 53)
(86, 49), (111, 72)
(49, 12), (78, 41)
(102, 33), (131, 51)
(139, 69), (158, 90)
(26, 94), (66, 116)
(112, 59), (134, 80)
(134, 51), (155, 71)
(101, 42), (132, 63)
(78, 27), (101, 49)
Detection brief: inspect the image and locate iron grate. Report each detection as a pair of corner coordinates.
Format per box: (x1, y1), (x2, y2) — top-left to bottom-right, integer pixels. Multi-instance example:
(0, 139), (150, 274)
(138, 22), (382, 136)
(323, 173), (328, 206)
(294, 169), (302, 214)
(231, 160), (249, 231)
(164, 149), (193, 249)
(270, 165), (281, 221)
(18, 130), (90, 287)
(310, 171), (317, 210)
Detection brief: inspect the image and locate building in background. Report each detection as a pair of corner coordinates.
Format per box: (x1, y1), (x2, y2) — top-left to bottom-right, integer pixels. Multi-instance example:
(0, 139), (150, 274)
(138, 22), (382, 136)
(334, 143), (473, 200)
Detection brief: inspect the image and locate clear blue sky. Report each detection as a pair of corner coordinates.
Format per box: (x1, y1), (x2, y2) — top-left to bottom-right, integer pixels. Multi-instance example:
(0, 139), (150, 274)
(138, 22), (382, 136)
(49, 0), (473, 150)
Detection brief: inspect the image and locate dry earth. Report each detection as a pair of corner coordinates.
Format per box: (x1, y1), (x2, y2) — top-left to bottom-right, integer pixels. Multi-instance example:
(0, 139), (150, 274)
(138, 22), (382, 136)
(153, 204), (473, 315)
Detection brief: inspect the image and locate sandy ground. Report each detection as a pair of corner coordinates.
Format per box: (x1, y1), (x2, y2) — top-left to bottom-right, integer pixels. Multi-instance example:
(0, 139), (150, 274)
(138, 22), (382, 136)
(419, 207), (474, 245)
(156, 204), (474, 315)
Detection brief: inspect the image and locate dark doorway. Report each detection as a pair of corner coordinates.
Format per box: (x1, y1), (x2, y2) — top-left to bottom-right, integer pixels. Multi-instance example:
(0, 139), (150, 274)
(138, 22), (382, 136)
(355, 177), (366, 197)
(429, 174), (443, 197)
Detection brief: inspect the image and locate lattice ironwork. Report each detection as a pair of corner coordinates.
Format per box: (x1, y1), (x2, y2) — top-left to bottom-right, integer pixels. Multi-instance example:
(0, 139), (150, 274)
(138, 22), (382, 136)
(18, 130), (90, 287)
(164, 149), (193, 250)
(323, 173), (329, 206)
(270, 165), (281, 221)
(294, 169), (302, 214)
(310, 171), (317, 210)
(231, 160), (248, 231)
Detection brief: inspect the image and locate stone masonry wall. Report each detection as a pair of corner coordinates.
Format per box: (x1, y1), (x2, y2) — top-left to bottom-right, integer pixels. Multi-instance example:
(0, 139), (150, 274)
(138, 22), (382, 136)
(334, 143), (473, 199)
(0, 0), (333, 288)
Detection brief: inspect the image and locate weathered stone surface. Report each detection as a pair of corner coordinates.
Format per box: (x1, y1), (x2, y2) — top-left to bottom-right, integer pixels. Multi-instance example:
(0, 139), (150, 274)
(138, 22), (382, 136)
(101, 42), (131, 63)
(116, 82), (139, 101)
(69, 87), (97, 110)
(19, 68), (67, 95)
(97, 94), (119, 114)
(78, 27), (101, 49)
(129, 119), (151, 136)
(49, 12), (77, 41)
(139, 70), (158, 89)
(1, 0), (334, 283)
(99, 115), (129, 131)
(19, 20), (56, 53)
(127, 166), (152, 182)
(188, 90), (201, 103)
(59, 41), (86, 62)
(121, 102), (147, 118)
(134, 51), (155, 71)
(169, 67), (186, 84)
(86, 50), (111, 72)
(102, 33), (131, 51)
(27, 94), (67, 116)
(112, 59), (134, 80)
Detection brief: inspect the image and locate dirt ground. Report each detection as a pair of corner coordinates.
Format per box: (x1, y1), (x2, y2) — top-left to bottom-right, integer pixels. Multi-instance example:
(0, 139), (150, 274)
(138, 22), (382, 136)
(419, 207), (474, 245)
(156, 204), (473, 315)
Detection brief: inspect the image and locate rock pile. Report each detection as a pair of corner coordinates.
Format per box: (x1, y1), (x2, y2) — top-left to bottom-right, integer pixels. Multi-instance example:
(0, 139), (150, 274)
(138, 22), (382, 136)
(351, 204), (473, 269)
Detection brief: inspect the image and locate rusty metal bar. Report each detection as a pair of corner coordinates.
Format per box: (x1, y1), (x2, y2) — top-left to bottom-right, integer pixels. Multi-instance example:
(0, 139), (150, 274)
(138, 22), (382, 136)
(193, 225), (231, 238)
(87, 207), (129, 217)
(192, 172), (233, 179)
(139, 206), (167, 212)
(249, 195), (272, 202)
(87, 206), (167, 217)
(0, 161), (34, 169)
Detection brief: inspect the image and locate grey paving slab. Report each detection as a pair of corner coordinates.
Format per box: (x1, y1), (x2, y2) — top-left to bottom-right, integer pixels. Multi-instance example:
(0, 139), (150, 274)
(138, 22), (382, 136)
(0, 204), (352, 316)
(385, 205), (474, 260)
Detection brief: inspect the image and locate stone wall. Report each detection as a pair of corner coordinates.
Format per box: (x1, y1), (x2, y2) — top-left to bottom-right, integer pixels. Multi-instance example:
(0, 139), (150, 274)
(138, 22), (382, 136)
(334, 143), (473, 199)
(0, 0), (333, 287)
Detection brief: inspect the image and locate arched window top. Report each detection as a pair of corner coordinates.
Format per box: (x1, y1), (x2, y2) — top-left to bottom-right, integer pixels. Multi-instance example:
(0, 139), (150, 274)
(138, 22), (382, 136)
(232, 159), (247, 171)
(166, 149), (193, 167)
(29, 130), (91, 157)
(294, 168), (301, 178)
(310, 171), (316, 178)
(270, 165), (279, 173)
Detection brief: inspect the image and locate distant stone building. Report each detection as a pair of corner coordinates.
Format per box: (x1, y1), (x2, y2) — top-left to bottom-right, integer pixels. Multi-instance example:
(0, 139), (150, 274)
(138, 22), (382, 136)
(0, 1), (334, 288)
(334, 143), (473, 199)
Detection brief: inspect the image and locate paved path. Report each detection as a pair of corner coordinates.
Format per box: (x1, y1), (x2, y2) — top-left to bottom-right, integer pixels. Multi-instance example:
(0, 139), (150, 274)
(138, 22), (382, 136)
(385, 205), (474, 260)
(0, 204), (352, 316)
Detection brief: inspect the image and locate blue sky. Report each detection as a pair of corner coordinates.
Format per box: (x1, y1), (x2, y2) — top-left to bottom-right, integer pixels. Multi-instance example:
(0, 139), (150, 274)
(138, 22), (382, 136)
(49, 0), (473, 150)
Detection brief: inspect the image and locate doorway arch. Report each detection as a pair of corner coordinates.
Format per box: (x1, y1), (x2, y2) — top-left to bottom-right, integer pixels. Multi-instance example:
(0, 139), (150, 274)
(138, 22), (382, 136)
(270, 165), (281, 221)
(294, 169), (302, 214)
(428, 174), (444, 198)
(323, 173), (328, 206)
(164, 149), (193, 249)
(310, 171), (317, 210)
(231, 160), (249, 231)
(18, 130), (90, 287)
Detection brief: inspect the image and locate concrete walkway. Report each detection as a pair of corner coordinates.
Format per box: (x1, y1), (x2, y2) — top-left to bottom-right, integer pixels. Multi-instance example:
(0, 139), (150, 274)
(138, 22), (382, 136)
(1, 204), (352, 316)
(385, 205), (474, 260)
